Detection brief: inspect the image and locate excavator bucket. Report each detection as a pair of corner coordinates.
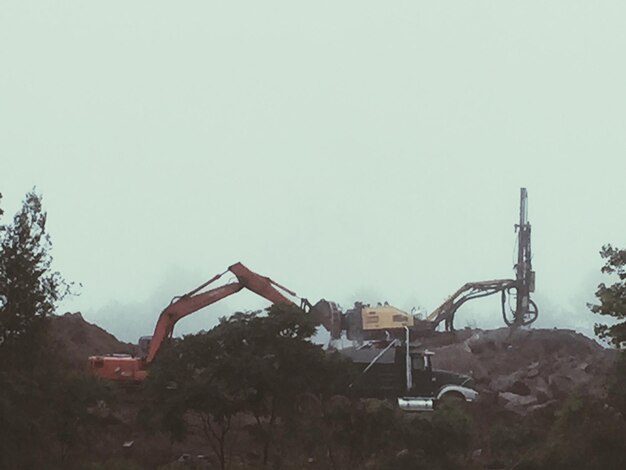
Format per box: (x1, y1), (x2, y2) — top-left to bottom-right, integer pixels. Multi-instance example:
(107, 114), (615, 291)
(310, 299), (343, 339)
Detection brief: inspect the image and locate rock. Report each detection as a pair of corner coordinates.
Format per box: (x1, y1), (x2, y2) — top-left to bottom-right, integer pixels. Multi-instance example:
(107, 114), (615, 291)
(467, 335), (498, 355)
(505, 392), (537, 407)
(500, 392), (538, 412)
(489, 374), (518, 393)
(510, 380), (531, 396)
(548, 374), (574, 398)
(532, 376), (551, 397)
(527, 366), (540, 379)
(535, 390), (550, 404)
(527, 400), (559, 414)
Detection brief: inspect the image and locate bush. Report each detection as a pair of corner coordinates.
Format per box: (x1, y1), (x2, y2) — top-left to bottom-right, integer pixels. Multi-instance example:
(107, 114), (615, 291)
(527, 396), (626, 470)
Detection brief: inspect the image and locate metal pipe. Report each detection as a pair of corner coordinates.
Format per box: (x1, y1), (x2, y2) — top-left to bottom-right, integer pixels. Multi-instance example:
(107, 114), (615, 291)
(405, 326), (412, 392)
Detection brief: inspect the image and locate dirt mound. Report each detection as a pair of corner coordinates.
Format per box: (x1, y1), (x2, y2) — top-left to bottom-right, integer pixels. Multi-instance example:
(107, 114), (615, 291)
(47, 312), (135, 371)
(420, 327), (617, 414)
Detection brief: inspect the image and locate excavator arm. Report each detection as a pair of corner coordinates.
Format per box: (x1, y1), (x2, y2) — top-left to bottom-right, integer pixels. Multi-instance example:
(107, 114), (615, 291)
(425, 279), (516, 330)
(422, 188), (539, 332)
(89, 261), (342, 382)
(145, 262), (308, 364)
(145, 282), (244, 363)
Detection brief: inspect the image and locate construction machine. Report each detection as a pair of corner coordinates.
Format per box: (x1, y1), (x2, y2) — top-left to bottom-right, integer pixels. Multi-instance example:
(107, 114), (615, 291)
(341, 327), (479, 411)
(341, 187), (538, 341)
(89, 188), (537, 382)
(424, 187), (537, 331)
(88, 262), (342, 382)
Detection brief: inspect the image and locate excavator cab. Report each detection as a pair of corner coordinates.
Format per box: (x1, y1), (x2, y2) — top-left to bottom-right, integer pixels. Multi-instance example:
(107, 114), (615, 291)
(138, 336), (152, 359)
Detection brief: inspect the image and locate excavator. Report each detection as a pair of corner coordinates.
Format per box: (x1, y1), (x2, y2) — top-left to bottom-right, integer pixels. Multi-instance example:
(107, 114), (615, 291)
(88, 262), (342, 382)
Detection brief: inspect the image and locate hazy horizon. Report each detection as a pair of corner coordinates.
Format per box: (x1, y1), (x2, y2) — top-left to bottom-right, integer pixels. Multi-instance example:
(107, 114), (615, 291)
(2, 1), (625, 343)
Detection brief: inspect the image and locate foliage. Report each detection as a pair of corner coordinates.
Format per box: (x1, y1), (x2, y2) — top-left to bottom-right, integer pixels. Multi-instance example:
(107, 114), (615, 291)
(0, 190), (71, 369)
(315, 399), (400, 468)
(489, 420), (538, 467)
(607, 350), (626, 416)
(519, 396), (626, 470)
(0, 191), (106, 469)
(490, 422), (537, 454)
(375, 402), (474, 470)
(589, 244), (626, 348)
(82, 459), (145, 470)
(142, 304), (351, 469)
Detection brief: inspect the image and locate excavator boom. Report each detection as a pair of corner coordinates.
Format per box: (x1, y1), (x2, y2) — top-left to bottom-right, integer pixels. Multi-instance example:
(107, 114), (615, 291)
(145, 262), (306, 363)
(145, 282), (244, 363)
(89, 262), (318, 382)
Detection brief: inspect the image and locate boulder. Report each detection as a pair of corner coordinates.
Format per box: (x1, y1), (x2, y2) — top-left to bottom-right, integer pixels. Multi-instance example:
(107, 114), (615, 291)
(499, 392), (538, 413)
(548, 374), (574, 398)
(499, 392), (538, 408)
(510, 380), (531, 396)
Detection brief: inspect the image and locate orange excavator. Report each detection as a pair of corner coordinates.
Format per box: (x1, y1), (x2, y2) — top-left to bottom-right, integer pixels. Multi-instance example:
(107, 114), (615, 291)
(87, 262), (341, 383)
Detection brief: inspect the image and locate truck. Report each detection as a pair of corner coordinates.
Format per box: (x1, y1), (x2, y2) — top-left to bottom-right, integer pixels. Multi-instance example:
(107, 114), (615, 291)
(341, 328), (478, 411)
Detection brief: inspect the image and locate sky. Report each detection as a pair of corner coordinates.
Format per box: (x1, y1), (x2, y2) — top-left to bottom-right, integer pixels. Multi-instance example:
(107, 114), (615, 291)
(2, 1), (625, 343)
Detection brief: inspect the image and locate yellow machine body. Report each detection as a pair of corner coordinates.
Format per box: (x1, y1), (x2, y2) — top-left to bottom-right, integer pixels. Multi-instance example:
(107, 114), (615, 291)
(361, 306), (415, 331)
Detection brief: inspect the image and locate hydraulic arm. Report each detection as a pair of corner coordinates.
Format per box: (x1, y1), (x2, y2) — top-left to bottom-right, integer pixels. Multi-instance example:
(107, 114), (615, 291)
(421, 188), (538, 332)
(89, 262), (334, 382)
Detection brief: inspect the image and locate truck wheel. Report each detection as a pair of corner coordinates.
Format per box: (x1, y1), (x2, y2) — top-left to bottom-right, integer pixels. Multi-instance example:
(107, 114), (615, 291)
(438, 392), (465, 410)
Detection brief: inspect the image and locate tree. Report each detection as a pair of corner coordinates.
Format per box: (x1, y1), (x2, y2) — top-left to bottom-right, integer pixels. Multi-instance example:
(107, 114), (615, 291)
(521, 396), (626, 470)
(142, 304), (350, 469)
(589, 244), (626, 348)
(0, 190), (70, 369)
(588, 245), (626, 419)
(0, 191), (86, 468)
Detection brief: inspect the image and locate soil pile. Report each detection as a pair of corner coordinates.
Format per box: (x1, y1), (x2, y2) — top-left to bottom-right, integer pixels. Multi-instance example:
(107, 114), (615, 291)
(420, 327), (617, 414)
(47, 311), (135, 371)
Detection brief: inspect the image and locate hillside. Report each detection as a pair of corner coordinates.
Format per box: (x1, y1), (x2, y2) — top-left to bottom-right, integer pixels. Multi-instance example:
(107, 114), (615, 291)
(47, 312), (136, 371)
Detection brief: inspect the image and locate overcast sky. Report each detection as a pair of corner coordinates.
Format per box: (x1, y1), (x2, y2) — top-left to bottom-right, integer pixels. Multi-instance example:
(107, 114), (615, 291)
(2, 1), (625, 343)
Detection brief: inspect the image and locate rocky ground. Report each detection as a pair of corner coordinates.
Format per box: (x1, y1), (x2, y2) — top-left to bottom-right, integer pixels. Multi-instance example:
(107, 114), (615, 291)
(419, 327), (616, 415)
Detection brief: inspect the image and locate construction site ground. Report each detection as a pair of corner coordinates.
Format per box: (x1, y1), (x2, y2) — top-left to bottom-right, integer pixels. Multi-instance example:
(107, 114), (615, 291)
(48, 312), (618, 468)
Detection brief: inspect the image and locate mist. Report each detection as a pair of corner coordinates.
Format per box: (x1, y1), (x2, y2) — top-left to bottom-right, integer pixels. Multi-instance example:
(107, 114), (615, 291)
(2, 1), (625, 343)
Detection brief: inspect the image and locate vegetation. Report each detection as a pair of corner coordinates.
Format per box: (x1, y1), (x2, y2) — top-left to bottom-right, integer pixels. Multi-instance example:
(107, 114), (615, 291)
(589, 244), (626, 416)
(0, 191), (104, 469)
(589, 244), (626, 348)
(142, 304), (353, 469)
(0, 190), (70, 370)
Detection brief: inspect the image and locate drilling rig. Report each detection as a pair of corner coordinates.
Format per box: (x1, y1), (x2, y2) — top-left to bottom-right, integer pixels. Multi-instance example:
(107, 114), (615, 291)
(421, 187), (538, 331)
(342, 187), (539, 341)
(510, 187), (536, 326)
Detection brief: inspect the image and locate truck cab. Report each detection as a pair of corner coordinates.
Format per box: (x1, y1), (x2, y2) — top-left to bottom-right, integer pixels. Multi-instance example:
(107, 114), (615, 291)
(341, 336), (478, 411)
